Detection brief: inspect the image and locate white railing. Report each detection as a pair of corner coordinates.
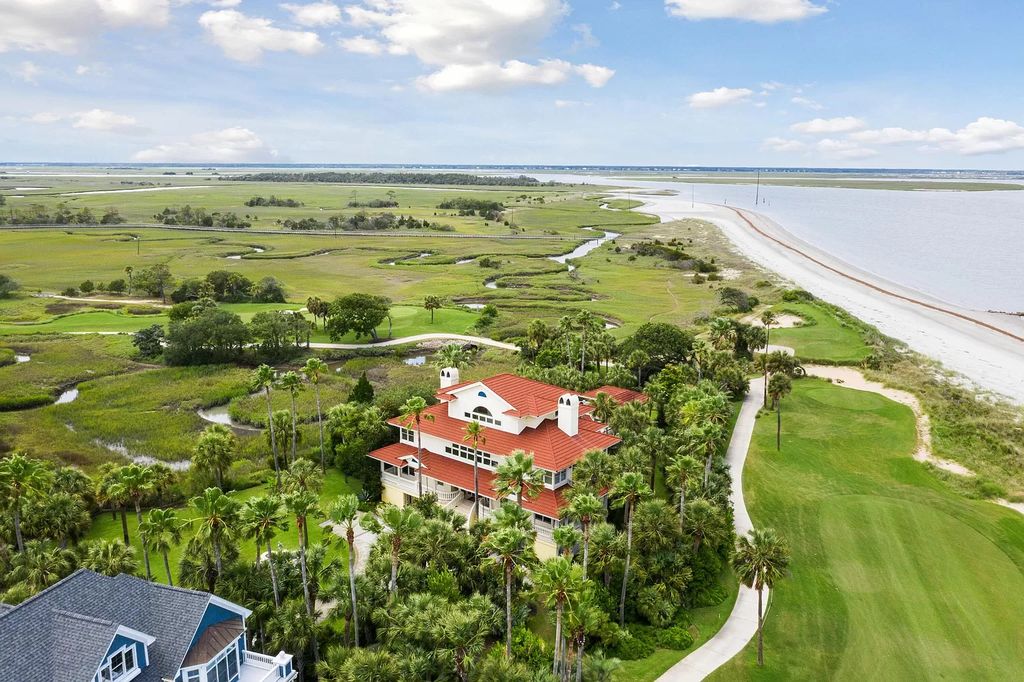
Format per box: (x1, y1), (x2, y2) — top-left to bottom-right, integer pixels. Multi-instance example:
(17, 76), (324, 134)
(244, 651), (296, 682)
(432, 487), (460, 503)
(245, 652), (276, 667)
(382, 472), (417, 494)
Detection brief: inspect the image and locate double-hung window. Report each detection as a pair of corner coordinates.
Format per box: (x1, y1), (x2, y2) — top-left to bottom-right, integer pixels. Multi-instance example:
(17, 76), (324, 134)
(98, 645), (138, 682)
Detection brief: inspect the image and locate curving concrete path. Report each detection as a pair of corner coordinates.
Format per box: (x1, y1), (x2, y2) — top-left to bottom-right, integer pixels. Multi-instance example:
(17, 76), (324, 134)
(658, 376), (765, 682)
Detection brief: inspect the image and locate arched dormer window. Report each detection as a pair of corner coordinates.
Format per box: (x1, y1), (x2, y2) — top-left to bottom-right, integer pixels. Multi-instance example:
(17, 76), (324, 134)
(464, 404), (501, 426)
(473, 406), (493, 417)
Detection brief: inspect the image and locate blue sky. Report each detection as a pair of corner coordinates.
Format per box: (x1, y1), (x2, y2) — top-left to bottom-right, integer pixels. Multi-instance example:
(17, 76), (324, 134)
(2, 0), (1024, 168)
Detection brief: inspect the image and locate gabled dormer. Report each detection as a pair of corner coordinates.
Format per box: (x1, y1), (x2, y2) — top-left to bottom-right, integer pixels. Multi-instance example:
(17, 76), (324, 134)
(93, 624), (155, 682)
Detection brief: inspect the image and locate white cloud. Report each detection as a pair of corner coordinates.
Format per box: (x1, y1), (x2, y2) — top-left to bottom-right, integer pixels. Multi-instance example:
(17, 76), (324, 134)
(816, 138), (878, 159)
(0, 0), (170, 53)
(609, 1), (622, 9)
(339, 35), (384, 55)
(281, 2), (341, 27)
(665, 0), (827, 23)
(72, 108), (142, 133)
(199, 9), (323, 62)
(10, 60), (41, 83)
(555, 99), (590, 108)
(343, 0), (613, 92)
(133, 127), (278, 162)
(850, 117), (1024, 155)
(791, 116), (866, 134)
(762, 136), (805, 152)
(687, 86), (753, 109)
(790, 95), (823, 110)
(28, 111), (63, 124)
(571, 23), (599, 50)
(417, 59), (613, 93)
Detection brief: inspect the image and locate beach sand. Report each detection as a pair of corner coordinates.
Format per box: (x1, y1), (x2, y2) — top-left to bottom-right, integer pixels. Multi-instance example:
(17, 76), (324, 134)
(620, 189), (1024, 404)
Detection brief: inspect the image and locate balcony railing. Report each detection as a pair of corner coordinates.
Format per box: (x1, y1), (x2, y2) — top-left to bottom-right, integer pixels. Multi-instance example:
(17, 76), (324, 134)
(242, 651), (296, 682)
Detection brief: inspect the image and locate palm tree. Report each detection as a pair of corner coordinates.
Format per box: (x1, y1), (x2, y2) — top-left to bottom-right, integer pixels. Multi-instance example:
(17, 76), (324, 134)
(625, 349), (649, 388)
(708, 317), (736, 351)
(109, 464), (157, 579)
(566, 589), (606, 682)
(553, 525), (582, 560)
(760, 310), (778, 406)
(140, 508), (182, 586)
(276, 371), (305, 466)
(270, 410), (297, 458)
(327, 494), (362, 646)
(95, 464), (130, 545)
(283, 458), (324, 495)
(363, 504), (423, 598)
(252, 364), (282, 489)
(81, 539), (138, 577)
(484, 525), (537, 658)
(590, 392), (617, 423)
(399, 396), (435, 497)
(768, 373), (792, 451)
(0, 452), (50, 552)
(284, 490), (320, 617)
(584, 652), (622, 682)
(685, 498), (726, 554)
(193, 424), (236, 491)
(462, 421), (487, 522)
(732, 528), (791, 667)
(423, 294), (443, 323)
(565, 493), (604, 579)
(494, 450), (544, 507)
(433, 342), (473, 369)
(124, 265), (133, 296)
(533, 556), (585, 678)
(11, 540), (73, 591)
(666, 454), (701, 532)
(36, 491), (89, 549)
(240, 496), (288, 606)
(302, 357), (330, 473)
(611, 471), (652, 627)
(190, 487), (240, 578)
(267, 599), (317, 682)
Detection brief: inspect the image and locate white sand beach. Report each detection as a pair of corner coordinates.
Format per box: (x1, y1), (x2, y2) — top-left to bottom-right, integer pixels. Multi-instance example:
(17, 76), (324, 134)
(626, 190), (1024, 404)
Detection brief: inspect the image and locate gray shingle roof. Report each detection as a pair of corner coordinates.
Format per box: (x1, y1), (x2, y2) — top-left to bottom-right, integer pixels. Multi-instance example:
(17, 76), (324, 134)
(0, 569), (215, 682)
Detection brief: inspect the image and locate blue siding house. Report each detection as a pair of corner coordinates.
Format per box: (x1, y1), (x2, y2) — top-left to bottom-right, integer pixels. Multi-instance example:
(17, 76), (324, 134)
(0, 569), (295, 682)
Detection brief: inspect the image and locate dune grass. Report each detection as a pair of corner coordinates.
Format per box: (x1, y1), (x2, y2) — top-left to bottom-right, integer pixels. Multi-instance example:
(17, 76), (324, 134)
(81, 468), (361, 584)
(711, 379), (1024, 680)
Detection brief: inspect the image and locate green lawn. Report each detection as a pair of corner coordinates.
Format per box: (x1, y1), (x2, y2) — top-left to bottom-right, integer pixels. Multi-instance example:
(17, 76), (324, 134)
(768, 302), (872, 364)
(711, 379), (1024, 680)
(81, 469), (361, 584)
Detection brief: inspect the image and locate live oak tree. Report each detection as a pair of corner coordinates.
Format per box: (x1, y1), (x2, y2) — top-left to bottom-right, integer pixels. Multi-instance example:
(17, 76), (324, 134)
(326, 293), (391, 342)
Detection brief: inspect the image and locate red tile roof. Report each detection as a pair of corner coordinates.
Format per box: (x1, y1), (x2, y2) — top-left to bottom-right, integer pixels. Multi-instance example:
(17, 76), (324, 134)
(583, 385), (649, 404)
(387, 402), (619, 471)
(437, 373), (579, 418)
(421, 451), (565, 518)
(368, 442), (419, 467)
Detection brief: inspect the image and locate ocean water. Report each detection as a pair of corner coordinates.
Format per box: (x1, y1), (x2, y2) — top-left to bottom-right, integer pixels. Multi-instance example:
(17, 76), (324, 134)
(697, 183), (1024, 313)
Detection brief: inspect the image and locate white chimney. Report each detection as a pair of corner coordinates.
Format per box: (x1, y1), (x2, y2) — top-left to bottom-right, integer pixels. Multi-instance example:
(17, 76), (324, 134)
(557, 394), (579, 437)
(440, 367), (460, 389)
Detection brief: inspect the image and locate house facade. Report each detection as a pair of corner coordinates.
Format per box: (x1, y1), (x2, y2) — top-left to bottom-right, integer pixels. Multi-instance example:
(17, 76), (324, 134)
(368, 369), (645, 558)
(0, 569), (294, 682)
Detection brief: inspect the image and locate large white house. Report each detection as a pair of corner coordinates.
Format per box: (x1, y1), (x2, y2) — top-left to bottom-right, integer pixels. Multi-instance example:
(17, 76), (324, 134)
(368, 369), (645, 558)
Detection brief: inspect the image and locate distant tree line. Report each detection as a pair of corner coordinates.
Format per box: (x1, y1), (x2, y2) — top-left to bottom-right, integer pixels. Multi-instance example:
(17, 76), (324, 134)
(282, 212), (452, 232)
(437, 197), (505, 221)
(222, 171), (559, 186)
(154, 205), (251, 229)
(244, 196), (303, 207)
(170, 269), (286, 304)
(629, 238), (719, 274)
(347, 198), (398, 208)
(0, 204), (125, 225)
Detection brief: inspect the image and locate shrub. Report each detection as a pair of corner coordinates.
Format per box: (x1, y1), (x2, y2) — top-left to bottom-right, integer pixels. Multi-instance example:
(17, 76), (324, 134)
(0, 274), (18, 298)
(0, 348), (15, 367)
(126, 305), (162, 315)
(61, 287), (78, 297)
(782, 288), (815, 302)
(691, 274), (705, 284)
(80, 280), (95, 293)
(107, 278), (127, 294)
(510, 626), (548, 669)
(693, 584), (728, 608)
(607, 627), (657, 660)
(657, 626), (695, 651)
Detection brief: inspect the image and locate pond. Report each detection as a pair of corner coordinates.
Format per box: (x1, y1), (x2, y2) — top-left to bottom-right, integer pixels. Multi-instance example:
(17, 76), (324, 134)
(403, 355), (426, 366)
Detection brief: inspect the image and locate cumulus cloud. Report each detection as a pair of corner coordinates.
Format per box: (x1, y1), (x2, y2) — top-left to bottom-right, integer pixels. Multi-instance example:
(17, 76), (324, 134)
(762, 136), (805, 152)
(816, 138), (878, 159)
(10, 60), (41, 83)
(791, 116), (866, 134)
(199, 9), (323, 62)
(417, 60), (613, 93)
(571, 23), (599, 50)
(790, 96), (823, 110)
(687, 86), (753, 109)
(0, 0), (169, 53)
(27, 108), (143, 133)
(555, 99), (590, 108)
(342, 0), (613, 92)
(280, 2), (342, 27)
(339, 35), (384, 55)
(851, 117), (1024, 155)
(133, 127), (278, 162)
(665, 0), (827, 23)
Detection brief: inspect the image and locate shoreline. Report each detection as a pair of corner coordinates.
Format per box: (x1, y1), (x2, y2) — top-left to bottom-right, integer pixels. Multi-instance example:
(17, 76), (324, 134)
(616, 189), (1024, 405)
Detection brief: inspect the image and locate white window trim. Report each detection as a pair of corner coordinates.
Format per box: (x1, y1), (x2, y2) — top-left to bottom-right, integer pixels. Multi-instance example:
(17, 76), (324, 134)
(95, 643), (141, 682)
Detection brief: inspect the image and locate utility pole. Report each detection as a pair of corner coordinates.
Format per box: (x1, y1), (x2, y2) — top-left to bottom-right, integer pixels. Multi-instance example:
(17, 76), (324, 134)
(136, 235), (140, 255)
(691, 184), (695, 208)
(754, 170), (761, 205)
